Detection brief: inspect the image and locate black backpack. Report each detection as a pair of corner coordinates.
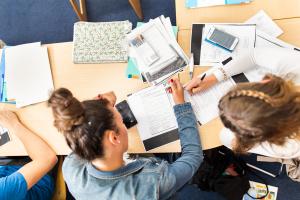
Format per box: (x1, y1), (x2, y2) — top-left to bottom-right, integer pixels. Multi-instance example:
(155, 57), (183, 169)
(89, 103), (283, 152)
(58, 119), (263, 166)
(192, 146), (250, 200)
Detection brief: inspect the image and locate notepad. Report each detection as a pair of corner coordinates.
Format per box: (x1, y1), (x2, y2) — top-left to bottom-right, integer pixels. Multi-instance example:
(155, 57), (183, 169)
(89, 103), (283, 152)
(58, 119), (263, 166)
(73, 21), (132, 64)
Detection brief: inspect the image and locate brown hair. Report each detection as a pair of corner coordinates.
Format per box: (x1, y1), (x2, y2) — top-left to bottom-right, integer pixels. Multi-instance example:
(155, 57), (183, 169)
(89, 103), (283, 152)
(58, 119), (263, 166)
(48, 88), (117, 161)
(219, 74), (300, 153)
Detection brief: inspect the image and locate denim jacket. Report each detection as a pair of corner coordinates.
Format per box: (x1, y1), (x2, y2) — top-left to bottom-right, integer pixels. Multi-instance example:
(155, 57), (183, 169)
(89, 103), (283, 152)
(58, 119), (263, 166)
(62, 103), (203, 200)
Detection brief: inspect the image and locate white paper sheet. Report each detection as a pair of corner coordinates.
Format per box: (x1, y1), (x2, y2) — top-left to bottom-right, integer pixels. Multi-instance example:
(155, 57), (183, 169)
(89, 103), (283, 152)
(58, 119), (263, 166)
(5, 45), (54, 108)
(185, 78), (236, 124)
(127, 85), (177, 140)
(199, 24), (256, 66)
(245, 10), (283, 38)
(5, 42), (41, 100)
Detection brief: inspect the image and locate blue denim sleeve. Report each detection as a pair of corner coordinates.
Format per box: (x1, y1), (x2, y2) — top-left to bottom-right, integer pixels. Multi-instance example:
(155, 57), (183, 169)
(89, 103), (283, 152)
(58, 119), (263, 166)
(169, 102), (203, 190)
(0, 172), (27, 200)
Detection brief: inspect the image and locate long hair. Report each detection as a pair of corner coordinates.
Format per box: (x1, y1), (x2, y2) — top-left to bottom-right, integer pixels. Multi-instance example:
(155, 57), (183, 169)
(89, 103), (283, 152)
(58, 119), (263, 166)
(48, 88), (117, 161)
(218, 74), (300, 153)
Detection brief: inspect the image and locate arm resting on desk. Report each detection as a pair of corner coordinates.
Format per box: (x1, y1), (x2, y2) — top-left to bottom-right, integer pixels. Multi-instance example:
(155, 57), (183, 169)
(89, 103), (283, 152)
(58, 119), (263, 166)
(210, 48), (300, 83)
(164, 103), (202, 191)
(0, 111), (58, 190)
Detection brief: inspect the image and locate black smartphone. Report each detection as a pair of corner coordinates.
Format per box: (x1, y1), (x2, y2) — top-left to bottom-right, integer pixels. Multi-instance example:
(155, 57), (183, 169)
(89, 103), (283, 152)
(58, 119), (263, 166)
(116, 100), (137, 129)
(0, 127), (11, 146)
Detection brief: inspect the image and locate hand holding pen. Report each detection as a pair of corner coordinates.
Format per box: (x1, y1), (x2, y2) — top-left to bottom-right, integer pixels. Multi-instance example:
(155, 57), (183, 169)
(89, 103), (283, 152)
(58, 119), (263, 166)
(184, 73), (218, 95)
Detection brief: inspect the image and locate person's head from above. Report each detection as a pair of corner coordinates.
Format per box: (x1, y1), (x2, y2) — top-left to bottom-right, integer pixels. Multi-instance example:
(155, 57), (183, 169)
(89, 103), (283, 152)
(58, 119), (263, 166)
(48, 88), (128, 162)
(218, 74), (300, 153)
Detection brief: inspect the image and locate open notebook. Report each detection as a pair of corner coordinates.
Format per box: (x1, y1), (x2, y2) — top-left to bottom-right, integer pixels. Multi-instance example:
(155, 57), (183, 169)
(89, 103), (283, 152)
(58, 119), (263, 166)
(127, 80), (238, 151)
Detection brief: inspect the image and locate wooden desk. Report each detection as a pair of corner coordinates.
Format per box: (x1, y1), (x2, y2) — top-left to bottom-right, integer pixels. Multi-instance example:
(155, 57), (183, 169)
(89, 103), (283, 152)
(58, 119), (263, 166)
(0, 43), (184, 156)
(2, 1), (300, 156)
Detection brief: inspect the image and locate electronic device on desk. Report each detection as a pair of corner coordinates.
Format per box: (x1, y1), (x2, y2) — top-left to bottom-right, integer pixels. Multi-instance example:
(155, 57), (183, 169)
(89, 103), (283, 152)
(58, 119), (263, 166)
(0, 127), (10, 146)
(116, 100), (137, 129)
(205, 27), (239, 52)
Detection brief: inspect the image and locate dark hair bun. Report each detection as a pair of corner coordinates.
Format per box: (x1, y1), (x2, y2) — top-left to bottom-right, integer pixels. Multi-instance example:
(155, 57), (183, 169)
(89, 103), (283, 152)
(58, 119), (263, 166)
(48, 88), (84, 132)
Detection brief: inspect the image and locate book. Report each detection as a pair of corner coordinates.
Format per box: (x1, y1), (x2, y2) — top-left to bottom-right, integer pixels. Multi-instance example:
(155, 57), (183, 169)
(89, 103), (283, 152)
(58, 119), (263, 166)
(73, 21), (132, 64)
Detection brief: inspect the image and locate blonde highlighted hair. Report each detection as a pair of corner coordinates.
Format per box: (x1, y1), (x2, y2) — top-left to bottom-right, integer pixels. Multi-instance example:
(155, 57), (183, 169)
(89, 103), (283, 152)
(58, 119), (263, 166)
(219, 74), (300, 153)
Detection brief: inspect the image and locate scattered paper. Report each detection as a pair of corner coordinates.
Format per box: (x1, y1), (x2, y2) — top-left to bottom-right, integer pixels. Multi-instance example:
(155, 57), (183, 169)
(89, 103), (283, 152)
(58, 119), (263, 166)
(246, 10), (283, 38)
(199, 24), (256, 66)
(127, 15), (188, 85)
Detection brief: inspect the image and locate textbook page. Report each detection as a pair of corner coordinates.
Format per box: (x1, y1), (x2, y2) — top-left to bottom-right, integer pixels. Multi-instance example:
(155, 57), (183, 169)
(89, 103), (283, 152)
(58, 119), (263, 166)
(127, 85), (178, 150)
(199, 24), (256, 66)
(186, 78), (236, 124)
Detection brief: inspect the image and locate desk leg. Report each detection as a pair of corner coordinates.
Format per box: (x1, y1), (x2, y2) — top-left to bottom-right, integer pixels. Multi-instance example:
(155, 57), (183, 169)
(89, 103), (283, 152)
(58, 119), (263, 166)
(129, 0), (144, 20)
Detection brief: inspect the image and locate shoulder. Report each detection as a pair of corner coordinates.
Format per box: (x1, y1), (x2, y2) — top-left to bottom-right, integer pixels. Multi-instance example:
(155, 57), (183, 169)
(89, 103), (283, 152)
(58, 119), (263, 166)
(63, 153), (88, 182)
(0, 170), (27, 200)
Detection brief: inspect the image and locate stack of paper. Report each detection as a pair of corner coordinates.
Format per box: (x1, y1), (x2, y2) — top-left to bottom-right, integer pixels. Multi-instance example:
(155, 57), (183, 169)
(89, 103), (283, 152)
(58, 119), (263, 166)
(3, 42), (54, 108)
(126, 21), (179, 80)
(186, 0), (252, 8)
(73, 21), (132, 64)
(127, 15), (188, 85)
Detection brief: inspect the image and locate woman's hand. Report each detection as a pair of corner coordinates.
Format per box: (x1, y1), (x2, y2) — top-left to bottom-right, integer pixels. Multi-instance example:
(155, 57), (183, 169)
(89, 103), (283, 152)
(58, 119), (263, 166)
(169, 78), (185, 105)
(94, 91), (117, 106)
(184, 74), (218, 95)
(0, 110), (20, 130)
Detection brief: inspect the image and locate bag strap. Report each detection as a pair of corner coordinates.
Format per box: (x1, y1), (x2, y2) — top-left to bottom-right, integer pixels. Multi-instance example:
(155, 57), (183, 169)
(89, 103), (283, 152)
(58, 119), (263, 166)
(245, 167), (269, 199)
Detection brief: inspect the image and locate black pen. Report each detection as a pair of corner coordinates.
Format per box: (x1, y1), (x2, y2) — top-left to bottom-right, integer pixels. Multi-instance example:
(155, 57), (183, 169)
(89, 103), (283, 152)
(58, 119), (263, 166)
(200, 73), (206, 81)
(191, 73), (206, 94)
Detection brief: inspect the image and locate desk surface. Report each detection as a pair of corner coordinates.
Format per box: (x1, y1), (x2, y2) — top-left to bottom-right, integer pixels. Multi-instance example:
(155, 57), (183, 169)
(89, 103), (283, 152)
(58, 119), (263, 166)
(1, 1), (300, 156)
(0, 42), (224, 156)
